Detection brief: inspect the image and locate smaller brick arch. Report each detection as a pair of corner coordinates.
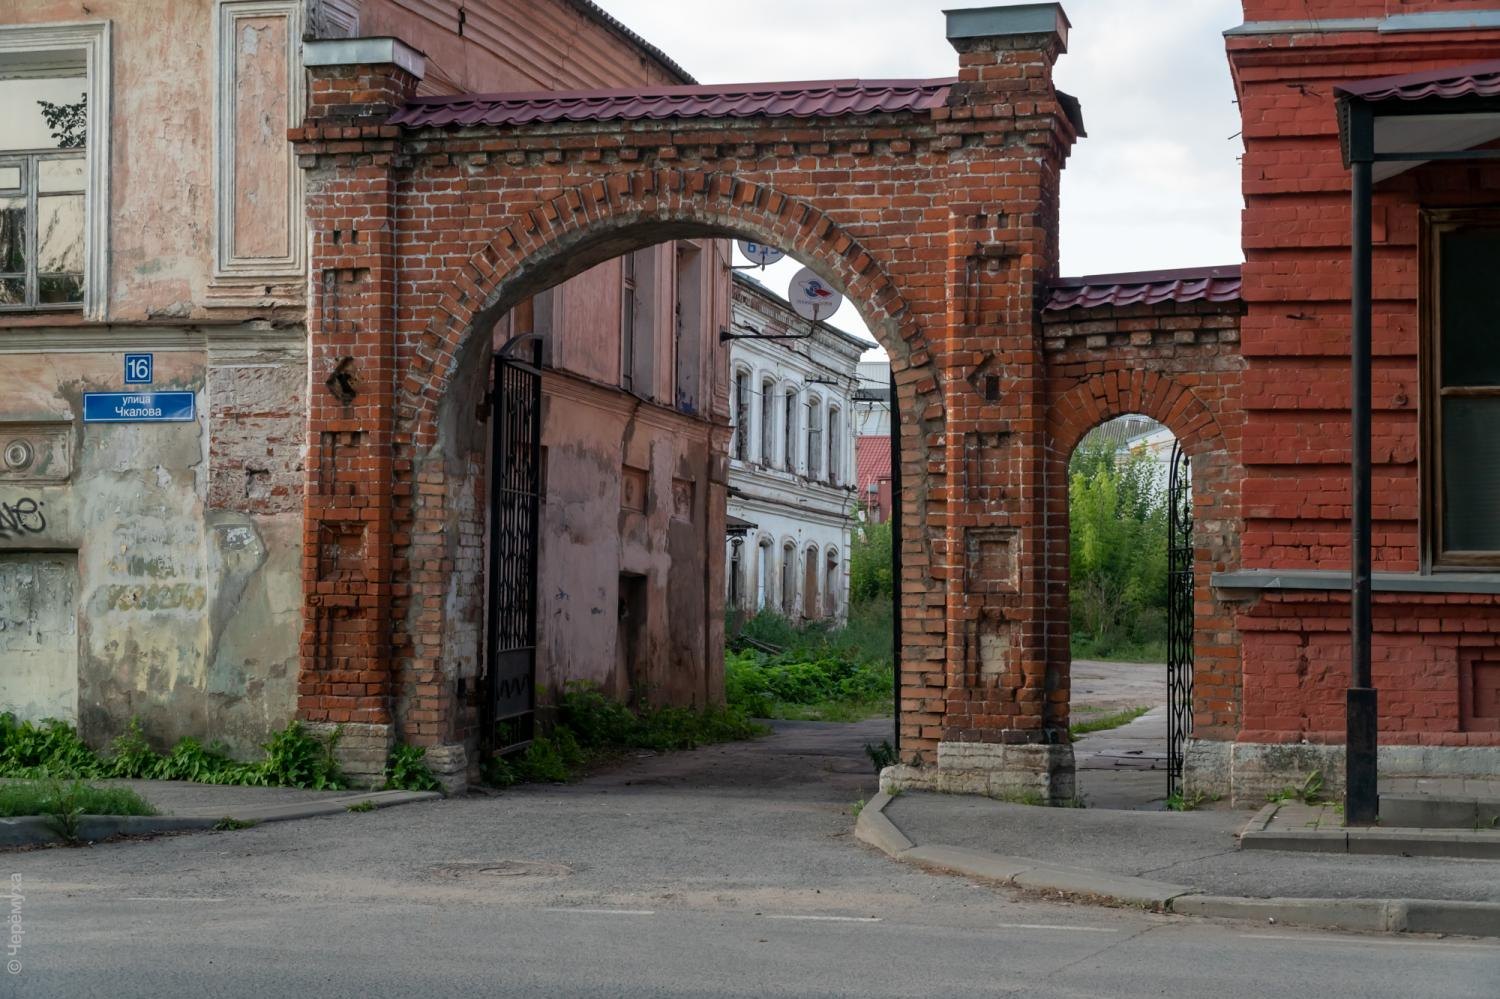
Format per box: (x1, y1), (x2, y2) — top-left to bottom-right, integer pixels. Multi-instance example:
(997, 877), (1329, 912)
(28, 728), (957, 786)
(1046, 370), (1227, 462)
(1041, 370), (1242, 746)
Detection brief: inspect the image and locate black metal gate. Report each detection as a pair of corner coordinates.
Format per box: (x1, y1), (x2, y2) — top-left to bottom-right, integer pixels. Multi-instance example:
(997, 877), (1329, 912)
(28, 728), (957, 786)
(1165, 441), (1194, 798)
(484, 336), (544, 754)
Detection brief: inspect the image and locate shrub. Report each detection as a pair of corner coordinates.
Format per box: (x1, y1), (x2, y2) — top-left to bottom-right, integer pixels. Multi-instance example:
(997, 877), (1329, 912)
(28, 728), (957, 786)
(849, 516), (894, 603)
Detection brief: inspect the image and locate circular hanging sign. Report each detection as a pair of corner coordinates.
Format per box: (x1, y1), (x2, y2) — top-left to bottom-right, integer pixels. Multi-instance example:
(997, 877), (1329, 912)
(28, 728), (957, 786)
(788, 267), (843, 322)
(737, 240), (785, 267)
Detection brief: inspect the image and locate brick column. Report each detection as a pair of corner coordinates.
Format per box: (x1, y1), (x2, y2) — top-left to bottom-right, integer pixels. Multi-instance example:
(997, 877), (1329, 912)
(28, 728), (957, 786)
(293, 39), (424, 784)
(885, 3), (1082, 802)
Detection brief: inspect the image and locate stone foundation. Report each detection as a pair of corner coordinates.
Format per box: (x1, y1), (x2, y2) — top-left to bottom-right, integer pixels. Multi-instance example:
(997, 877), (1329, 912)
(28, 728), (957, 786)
(307, 721), (393, 788)
(881, 741), (1077, 804)
(424, 743), (468, 794)
(1185, 738), (1500, 807)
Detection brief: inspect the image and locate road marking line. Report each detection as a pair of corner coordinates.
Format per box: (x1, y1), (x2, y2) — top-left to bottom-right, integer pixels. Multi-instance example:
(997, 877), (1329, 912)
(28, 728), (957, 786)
(764, 915), (882, 923)
(124, 897), (227, 903)
(992, 923), (1119, 934)
(1241, 934), (1499, 950)
(541, 908), (656, 916)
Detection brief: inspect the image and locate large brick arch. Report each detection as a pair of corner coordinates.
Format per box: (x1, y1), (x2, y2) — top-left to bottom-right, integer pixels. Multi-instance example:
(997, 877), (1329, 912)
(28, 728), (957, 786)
(292, 15), (1093, 794)
(399, 172), (934, 453)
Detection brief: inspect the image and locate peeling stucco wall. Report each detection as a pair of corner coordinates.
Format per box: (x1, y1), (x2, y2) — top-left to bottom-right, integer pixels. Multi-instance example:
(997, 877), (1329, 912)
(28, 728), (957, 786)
(0, 343), (305, 756)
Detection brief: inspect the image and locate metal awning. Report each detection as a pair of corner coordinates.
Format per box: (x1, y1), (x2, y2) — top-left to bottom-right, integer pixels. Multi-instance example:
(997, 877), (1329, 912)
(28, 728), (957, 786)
(725, 514), (757, 538)
(1337, 60), (1500, 181)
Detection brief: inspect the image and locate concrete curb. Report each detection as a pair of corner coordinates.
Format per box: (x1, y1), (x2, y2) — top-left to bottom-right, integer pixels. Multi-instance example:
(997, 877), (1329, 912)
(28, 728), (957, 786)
(854, 793), (1500, 938)
(0, 789), (442, 850)
(1240, 802), (1500, 859)
(855, 794), (1194, 909)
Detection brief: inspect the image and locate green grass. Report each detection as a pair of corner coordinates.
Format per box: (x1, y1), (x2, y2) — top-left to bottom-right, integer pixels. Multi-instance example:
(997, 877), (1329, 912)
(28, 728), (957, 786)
(1069, 634), (1167, 664)
(0, 780), (156, 819)
(1068, 705), (1150, 740)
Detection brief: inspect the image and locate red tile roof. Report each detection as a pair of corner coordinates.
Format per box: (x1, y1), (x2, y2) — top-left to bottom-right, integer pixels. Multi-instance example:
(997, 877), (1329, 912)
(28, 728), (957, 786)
(389, 78), (958, 129)
(1334, 59), (1500, 103)
(1044, 265), (1243, 312)
(856, 436), (892, 494)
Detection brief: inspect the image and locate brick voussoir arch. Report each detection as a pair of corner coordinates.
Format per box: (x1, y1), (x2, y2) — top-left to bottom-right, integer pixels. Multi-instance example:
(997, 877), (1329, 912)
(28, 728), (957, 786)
(398, 169), (932, 447)
(1047, 370), (1227, 460)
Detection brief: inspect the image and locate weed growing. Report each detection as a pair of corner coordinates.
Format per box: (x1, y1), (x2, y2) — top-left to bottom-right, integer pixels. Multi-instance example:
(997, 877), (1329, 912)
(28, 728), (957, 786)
(1267, 770), (1326, 805)
(1068, 706), (1150, 740)
(384, 744), (442, 792)
(725, 603), (894, 722)
(482, 683), (767, 788)
(0, 714), (347, 791)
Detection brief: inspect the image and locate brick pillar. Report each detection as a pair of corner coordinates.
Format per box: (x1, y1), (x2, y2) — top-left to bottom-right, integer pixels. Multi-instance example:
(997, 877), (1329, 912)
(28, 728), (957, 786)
(294, 39), (425, 785)
(884, 3), (1082, 802)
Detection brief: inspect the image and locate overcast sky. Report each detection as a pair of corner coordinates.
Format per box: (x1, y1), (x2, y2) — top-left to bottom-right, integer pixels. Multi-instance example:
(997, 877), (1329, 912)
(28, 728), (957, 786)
(601, 0), (1246, 353)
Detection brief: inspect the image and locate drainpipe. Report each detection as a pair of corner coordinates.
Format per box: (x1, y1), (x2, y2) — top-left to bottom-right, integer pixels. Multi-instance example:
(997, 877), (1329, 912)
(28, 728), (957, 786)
(1345, 101), (1378, 826)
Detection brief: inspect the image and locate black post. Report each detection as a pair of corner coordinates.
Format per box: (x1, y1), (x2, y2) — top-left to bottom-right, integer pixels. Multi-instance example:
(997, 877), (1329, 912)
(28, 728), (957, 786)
(889, 368), (903, 754)
(1346, 102), (1378, 826)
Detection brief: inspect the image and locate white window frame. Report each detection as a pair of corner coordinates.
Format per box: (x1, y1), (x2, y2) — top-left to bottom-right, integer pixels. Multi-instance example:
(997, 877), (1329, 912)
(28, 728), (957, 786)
(0, 21), (110, 321)
(214, 1), (305, 281)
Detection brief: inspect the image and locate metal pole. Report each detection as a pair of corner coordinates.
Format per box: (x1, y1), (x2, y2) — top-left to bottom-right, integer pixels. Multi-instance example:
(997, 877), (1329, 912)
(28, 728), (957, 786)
(1346, 103), (1379, 826)
(889, 367), (903, 754)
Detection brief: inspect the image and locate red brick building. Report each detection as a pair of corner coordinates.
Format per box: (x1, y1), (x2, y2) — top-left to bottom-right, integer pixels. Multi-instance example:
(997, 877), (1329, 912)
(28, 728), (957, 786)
(1201, 0), (1500, 801)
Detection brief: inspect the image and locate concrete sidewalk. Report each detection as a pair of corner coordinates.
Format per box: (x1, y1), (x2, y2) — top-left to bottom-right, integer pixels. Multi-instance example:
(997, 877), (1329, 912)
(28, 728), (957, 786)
(858, 789), (1500, 938)
(1, 778), (440, 848)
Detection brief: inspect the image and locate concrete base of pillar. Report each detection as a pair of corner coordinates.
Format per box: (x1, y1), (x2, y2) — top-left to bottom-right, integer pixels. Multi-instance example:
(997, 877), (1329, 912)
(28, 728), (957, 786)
(423, 743), (468, 794)
(1185, 738), (1500, 807)
(881, 740), (1078, 805)
(306, 721), (393, 789)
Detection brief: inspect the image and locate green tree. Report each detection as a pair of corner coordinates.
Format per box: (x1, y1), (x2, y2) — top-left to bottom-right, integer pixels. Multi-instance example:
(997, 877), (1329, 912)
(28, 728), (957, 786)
(849, 513), (893, 603)
(1068, 439), (1169, 658)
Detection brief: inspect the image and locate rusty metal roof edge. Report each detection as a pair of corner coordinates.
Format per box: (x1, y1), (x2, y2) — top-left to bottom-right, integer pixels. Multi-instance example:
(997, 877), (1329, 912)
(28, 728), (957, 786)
(1333, 58), (1500, 101)
(397, 77), (960, 108)
(1049, 264), (1243, 289)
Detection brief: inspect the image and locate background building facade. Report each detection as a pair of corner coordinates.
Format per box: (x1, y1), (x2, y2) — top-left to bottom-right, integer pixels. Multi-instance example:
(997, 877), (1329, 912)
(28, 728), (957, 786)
(725, 273), (863, 624)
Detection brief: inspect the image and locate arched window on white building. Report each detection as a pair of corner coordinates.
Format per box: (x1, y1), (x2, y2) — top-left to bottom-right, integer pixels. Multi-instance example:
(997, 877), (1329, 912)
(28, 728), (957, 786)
(781, 540), (797, 616)
(757, 537), (773, 609)
(728, 539), (744, 608)
(824, 548), (840, 618)
(732, 368), (751, 462)
(827, 405), (842, 486)
(760, 378), (776, 466)
(803, 544), (820, 620)
(806, 396), (823, 481)
(783, 387), (798, 472)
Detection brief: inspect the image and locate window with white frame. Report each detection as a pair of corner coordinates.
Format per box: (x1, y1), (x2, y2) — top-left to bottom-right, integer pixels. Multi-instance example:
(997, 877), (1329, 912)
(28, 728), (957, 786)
(781, 541), (797, 616)
(0, 25), (108, 315)
(824, 549), (839, 618)
(806, 396), (823, 481)
(827, 406), (842, 486)
(783, 387), (798, 472)
(732, 368), (751, 462)
(760, 378), (775, 465)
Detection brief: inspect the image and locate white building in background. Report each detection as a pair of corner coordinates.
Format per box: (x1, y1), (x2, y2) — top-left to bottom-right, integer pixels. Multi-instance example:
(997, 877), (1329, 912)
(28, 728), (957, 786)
(725, 272), (866, 623)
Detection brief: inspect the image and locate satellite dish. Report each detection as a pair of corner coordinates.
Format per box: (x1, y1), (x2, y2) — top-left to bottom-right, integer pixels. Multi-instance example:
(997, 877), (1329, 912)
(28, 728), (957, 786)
(737, 240), (785, 267)
(788, 267), (843, 322)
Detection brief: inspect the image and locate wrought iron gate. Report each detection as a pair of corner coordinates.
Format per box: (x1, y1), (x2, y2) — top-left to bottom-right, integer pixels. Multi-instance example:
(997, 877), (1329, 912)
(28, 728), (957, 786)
(485, 336), (543, 754)
(1165, 441), (1194, 799)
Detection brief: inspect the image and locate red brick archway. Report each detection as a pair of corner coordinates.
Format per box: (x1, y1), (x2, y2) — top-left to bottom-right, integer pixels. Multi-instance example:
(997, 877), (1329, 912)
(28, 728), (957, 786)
(292, 10), (1098, 793)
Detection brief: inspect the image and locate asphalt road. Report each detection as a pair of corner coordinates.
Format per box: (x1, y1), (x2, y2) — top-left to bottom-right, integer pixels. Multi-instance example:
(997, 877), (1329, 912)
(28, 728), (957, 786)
(5, 719), (1497, 998)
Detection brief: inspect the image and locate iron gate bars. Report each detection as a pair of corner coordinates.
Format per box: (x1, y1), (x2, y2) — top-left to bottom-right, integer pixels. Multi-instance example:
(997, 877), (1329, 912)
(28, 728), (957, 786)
(485, 335), (544, 754)
(1166, 441), (1194, 800)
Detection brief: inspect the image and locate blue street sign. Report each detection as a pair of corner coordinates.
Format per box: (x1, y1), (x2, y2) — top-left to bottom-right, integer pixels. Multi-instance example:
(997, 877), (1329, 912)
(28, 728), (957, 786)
(83, 392), (196, 423)
(124, 353), (153, 384)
